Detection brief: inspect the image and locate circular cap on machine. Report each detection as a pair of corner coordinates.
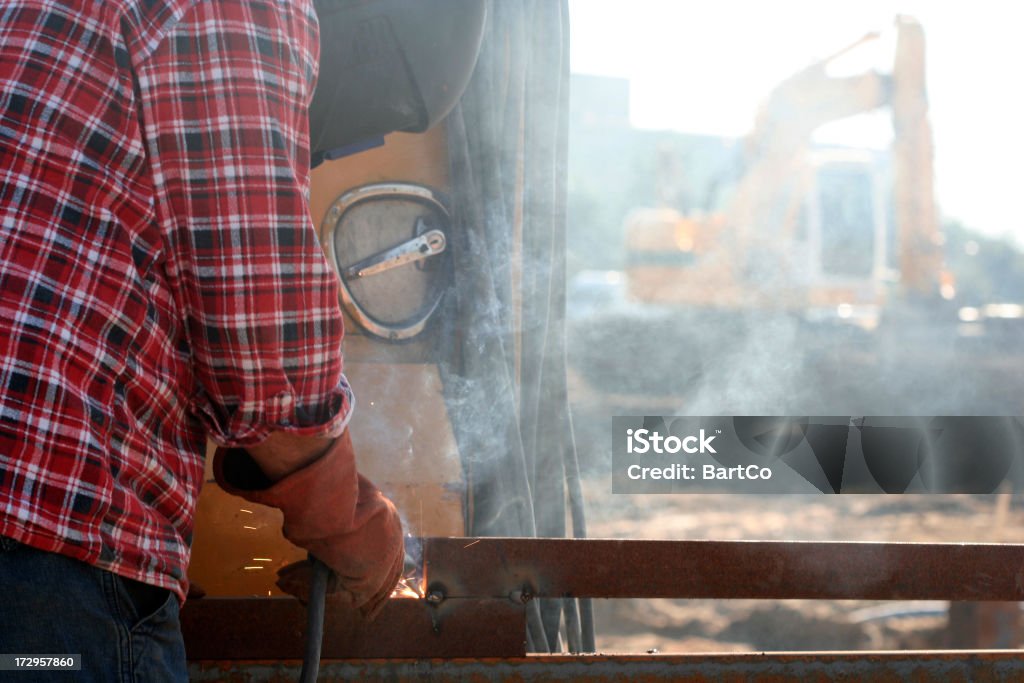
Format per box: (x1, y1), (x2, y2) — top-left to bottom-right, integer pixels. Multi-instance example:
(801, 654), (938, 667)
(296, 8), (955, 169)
(320, 182), (450, 342)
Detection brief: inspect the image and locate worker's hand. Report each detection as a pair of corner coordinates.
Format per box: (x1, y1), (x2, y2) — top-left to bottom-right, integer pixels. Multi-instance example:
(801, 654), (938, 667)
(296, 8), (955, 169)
(275, 541), (403, 620)
(213, 430), (405, 616)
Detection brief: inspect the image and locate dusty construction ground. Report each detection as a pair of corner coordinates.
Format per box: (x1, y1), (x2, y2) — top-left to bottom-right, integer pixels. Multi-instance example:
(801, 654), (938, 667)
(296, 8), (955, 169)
(581, 487), (1024, 653)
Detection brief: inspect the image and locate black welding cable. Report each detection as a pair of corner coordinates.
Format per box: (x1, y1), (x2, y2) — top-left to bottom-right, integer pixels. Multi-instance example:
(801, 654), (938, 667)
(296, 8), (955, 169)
(299, 556), (330, 683)
(563, 422), (596, 652)
(549, 0), (594, 655)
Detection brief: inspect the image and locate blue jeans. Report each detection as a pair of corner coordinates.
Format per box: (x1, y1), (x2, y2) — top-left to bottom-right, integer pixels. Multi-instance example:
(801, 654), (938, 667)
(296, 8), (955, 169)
(0, 536), (187, 682)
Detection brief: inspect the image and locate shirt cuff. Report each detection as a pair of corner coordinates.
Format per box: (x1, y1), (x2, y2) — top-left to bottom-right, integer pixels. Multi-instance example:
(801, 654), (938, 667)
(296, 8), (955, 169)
(197, 374), (355, 448)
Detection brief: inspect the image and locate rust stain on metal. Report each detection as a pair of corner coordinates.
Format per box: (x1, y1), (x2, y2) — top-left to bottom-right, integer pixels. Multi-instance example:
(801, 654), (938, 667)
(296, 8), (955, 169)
(423, 538), (1024, 601)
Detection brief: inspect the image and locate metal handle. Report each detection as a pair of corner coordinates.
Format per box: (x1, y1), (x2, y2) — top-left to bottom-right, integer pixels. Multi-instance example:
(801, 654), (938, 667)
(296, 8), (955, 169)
(342, 227), (446, 280)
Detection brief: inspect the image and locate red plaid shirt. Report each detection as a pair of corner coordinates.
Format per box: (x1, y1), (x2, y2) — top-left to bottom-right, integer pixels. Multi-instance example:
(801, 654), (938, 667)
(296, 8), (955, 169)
(0, 0), (352, 602)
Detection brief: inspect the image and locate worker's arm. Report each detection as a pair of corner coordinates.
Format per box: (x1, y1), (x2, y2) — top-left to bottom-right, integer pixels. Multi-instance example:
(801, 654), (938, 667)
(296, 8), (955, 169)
(133, 0), (402, 611)
(134, 0), (353, 446)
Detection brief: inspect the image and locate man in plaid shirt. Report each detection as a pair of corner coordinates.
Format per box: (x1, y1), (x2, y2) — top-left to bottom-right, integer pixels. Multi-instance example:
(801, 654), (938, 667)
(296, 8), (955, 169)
(0, 0), (404, 678)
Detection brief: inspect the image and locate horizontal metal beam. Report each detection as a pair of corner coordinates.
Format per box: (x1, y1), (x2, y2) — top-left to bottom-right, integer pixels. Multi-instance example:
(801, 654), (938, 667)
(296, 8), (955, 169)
(183, 539), (1024, 663)
(188, 651), (1024, 682)
(423, 537), (1024, 601)
(180, 597), (525, 660)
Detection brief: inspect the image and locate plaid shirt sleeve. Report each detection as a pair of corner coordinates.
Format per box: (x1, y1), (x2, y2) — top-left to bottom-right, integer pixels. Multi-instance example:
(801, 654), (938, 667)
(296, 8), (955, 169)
(135, 0), (353, 447)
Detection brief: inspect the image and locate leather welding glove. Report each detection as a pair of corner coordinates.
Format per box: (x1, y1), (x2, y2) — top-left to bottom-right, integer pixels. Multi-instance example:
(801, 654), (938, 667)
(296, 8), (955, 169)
(213, 430), (404, 618)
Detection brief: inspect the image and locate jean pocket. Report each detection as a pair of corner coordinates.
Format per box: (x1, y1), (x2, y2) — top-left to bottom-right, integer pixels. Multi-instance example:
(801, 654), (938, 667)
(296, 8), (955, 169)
(115, 575), (177, 634)
(0, 536), (19, 552)
(131, 587), (177, 636)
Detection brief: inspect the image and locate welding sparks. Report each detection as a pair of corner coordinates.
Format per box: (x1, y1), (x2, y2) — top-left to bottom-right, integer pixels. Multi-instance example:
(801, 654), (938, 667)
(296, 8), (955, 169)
(391, 576), (423, 599)
(391, 534), (425, 598)
(242, 525), (257, 530)
(243, 566), (264, 571)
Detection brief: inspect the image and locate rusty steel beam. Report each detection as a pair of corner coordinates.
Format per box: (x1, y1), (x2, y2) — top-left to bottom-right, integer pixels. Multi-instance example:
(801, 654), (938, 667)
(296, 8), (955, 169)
(188, 651), (1024, 682)
(423, 538), (1024, 602)
(181, 597), (525, 660)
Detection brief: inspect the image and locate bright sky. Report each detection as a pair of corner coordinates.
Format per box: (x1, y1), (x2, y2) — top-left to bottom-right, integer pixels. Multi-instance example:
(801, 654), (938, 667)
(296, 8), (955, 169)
(569, 0), (1024, 243)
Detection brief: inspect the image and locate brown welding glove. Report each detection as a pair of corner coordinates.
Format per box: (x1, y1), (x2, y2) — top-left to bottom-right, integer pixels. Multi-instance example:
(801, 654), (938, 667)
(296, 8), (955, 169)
(213, 430), (404, 618)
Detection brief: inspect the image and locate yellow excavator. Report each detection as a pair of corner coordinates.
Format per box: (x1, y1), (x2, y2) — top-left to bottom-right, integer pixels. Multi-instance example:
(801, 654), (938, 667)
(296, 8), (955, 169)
(625, 16), (946, 324)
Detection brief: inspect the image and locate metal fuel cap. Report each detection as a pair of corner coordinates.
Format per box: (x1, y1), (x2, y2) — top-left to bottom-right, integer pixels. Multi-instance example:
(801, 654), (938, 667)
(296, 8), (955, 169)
(320, 183), (450, 341)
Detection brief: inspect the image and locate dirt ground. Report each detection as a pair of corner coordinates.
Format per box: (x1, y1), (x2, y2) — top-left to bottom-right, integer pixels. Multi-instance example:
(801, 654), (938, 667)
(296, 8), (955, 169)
(580, 486), (1024, 653)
